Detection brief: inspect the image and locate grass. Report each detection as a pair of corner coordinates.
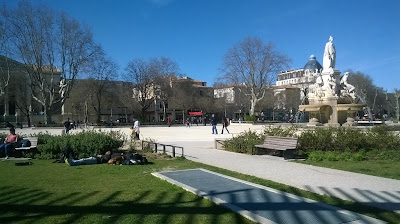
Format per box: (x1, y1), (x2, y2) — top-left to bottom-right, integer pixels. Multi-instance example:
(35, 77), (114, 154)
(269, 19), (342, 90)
(297, 160), (400, 180)
(1, 154), (400, 223)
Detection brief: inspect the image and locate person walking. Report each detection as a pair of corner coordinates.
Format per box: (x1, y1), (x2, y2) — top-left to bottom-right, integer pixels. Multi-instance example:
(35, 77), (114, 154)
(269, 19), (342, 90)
(134, 119), (140, 140)
(211, 114), (218, 134)
(64, 118), (71, 134)
(167, 117), (171, 127)
(221, 117), (230, 134)
(186, 117), (190, 128)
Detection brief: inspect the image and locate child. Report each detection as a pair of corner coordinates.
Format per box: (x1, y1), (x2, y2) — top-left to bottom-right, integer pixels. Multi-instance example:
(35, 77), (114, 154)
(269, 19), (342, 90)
(130, 126), (135, 141)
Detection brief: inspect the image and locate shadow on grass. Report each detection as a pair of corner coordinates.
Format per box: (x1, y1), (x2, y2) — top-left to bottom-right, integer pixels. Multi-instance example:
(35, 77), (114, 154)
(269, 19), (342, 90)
(0, 186), (244, 224)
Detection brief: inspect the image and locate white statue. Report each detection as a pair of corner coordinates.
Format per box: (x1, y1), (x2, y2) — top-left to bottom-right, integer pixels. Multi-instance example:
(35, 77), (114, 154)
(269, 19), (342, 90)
(312, 74), (325, 98)
(323, 36), (336, 71)
(325, 74), (337, 96)
(59, 78), (67, 98)
(340, 72), (355, 97)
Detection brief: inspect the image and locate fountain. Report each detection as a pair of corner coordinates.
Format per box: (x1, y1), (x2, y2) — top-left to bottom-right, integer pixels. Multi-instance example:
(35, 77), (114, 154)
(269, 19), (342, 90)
(299, 36), (365, 127)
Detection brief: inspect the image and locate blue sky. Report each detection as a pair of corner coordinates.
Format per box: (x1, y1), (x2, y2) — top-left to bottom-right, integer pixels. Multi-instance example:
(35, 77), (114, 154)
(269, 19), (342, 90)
(4, 0), (400, 92)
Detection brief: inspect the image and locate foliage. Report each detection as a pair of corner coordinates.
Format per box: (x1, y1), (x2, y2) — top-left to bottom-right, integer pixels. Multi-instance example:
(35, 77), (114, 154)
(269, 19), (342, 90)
(34, 130), (124, 159)
(141, 138), (156, 153)
(223, 130), (264, 154)
(244, 115), (256, 122)
(298, 126), (400, 153)
(307, 149), (367, 162)
(264, 125), (299, 137)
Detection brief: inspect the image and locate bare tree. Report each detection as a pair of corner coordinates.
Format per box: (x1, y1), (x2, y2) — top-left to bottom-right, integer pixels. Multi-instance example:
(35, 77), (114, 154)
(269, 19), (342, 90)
(5, 1), (99, 124)
(86, 54), (118, 123)
(9, 72), (31, 126)
(347, 71), (386, 117)
(153, 57), (179, 121)
(0, 6), (12, 97)
(124, 57), (179, 119)
(219, 37), (290, 115)
(124, 59), (155, 117)
(170, 79), (196, 122)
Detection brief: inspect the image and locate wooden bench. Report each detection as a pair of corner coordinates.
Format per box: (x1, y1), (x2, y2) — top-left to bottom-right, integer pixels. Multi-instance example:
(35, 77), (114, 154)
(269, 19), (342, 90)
(214, 138), (227, 150)
(14, 137), (38, 156)
(254, 136), (298, 160)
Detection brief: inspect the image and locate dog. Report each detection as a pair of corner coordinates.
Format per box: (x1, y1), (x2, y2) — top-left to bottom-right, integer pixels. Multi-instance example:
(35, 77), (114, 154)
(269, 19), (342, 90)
(107, 156), (124, 165)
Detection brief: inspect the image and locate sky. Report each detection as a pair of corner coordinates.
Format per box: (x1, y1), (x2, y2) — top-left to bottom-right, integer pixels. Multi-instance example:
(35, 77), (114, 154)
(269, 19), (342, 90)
(3, 0), (400, 92)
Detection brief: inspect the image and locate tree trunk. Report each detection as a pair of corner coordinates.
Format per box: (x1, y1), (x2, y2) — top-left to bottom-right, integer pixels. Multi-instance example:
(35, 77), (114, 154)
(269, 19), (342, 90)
(44, 108), (52, 125)
(182, 110), (185, 124)
(162, 101), (166, 121)
(26, 113), (31, 127)
(250, 98), (256, 116)
(96, 100), (101, 124)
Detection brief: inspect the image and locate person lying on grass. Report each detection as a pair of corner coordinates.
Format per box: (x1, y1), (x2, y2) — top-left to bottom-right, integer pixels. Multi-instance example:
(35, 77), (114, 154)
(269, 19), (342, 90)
(64, 147), (147, 166)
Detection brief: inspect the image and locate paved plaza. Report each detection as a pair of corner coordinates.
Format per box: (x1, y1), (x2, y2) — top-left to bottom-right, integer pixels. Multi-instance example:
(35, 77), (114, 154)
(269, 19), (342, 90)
(7, 124), (400, 214)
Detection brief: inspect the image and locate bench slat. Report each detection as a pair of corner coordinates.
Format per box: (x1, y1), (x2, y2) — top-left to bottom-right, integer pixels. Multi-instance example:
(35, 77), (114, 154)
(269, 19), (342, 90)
(255, 135), (298, 159)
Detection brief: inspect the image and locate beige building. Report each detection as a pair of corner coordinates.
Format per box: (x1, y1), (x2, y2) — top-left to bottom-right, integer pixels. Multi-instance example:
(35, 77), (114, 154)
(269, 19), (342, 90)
(0, 55), (64, 126)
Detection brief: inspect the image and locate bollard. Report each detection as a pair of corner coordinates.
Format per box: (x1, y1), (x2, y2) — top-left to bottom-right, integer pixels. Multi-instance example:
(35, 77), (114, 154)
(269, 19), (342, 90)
(172, 146), (175, 157)
(163, 145), (166, 153)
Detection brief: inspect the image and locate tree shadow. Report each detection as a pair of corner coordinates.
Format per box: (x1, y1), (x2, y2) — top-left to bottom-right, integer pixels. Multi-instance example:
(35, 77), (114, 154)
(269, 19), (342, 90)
(0, 186), (245, 224)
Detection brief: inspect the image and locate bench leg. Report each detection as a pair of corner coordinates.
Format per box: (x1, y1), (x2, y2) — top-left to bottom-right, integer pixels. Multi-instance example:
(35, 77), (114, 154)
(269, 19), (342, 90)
(283, 150), (295, 160)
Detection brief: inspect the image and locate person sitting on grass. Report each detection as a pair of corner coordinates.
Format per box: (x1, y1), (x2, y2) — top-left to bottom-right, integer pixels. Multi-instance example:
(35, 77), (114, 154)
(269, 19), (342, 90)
(0, 128), (19, 159)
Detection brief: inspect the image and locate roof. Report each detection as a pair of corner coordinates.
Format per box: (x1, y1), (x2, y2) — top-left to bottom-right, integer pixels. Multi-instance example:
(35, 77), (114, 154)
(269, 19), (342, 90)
(303, 55), (322, 71)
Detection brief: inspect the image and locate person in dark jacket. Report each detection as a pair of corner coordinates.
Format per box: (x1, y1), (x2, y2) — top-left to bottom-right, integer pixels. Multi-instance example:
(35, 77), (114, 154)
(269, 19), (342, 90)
(221, 117), (230, 134)
(211, 114), (218, 134)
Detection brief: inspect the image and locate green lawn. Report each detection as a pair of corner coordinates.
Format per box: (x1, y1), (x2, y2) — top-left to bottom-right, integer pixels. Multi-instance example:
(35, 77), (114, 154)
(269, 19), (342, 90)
(297, 160), (400, 180)
(1, 155), (400, 223)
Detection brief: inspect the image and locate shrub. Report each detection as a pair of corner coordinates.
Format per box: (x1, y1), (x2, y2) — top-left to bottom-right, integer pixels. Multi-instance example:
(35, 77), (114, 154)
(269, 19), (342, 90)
(223, 130), (264, 154)
(34, 130), (124, 159)
(245, 115), (256, 122)
(264, 125), (299, 137)
(298, 128), (335, 151)
(141, 138), (156, 153)
(299, 126), (400, 153)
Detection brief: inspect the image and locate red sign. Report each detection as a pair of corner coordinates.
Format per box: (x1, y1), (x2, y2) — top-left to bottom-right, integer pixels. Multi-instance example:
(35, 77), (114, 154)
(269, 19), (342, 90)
(189, 112), (203, 115)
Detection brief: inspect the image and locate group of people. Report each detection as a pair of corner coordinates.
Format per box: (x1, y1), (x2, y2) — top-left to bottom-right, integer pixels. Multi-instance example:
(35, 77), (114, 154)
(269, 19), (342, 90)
(211, 114), (230, 134)
(64, 147), (147, 166)
(64, 118), (80, 134)
(0, 128), (19, 159)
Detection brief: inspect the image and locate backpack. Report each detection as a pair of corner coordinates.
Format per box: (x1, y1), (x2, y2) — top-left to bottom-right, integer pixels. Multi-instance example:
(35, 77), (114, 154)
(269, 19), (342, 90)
(20, 139), (31, 147)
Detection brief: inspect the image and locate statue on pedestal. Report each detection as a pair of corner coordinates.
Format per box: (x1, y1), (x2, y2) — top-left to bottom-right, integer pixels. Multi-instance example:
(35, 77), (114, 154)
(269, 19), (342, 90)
(323, 36), (336, 72)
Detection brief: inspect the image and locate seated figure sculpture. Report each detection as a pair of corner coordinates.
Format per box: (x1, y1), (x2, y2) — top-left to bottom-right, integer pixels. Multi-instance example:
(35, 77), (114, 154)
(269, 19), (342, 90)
(340, 72), (356, 98)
